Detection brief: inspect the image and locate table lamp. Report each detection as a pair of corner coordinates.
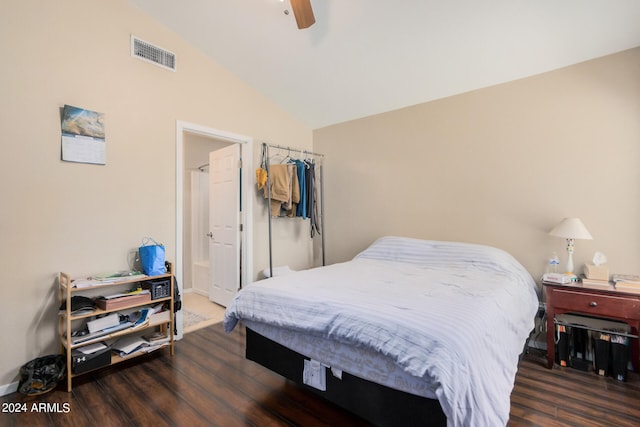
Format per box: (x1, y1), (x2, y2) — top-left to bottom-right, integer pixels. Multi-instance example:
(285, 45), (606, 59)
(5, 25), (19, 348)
(549, 217), (593, 274)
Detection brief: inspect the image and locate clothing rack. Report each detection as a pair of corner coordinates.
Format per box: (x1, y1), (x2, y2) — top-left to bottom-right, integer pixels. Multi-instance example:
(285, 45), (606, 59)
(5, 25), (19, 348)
(263, 142), (325, 277)
(264, 142), (325, 159)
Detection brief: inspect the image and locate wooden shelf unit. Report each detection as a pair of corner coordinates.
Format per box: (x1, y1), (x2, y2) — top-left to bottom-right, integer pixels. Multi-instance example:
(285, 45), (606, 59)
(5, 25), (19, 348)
(58, 263), (174, 391)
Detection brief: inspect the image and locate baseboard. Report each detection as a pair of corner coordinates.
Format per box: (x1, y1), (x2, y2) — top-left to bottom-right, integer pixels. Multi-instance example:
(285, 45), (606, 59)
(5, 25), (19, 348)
(0, 381), (18, 397)
(191, 289), (209, 298)
(183, 287), (209, 297)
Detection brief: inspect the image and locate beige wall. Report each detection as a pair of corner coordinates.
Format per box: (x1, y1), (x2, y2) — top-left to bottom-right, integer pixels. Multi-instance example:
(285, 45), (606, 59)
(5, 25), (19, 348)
(2, 0), (638, 394)
(315, 48), (640, 287)
(0, 0), (313, 389)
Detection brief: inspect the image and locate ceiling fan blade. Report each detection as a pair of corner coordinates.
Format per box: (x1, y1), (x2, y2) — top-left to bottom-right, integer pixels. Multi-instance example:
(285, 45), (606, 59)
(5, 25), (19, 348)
(290, 0), (315, 29)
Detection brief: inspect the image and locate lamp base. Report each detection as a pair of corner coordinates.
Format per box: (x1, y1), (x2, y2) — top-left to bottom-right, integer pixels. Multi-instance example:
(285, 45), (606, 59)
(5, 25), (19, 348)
(565, 239), (575, 274)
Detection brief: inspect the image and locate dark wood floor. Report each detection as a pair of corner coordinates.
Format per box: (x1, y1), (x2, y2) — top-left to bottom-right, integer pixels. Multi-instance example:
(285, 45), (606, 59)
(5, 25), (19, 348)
(2, 323), (639, 426)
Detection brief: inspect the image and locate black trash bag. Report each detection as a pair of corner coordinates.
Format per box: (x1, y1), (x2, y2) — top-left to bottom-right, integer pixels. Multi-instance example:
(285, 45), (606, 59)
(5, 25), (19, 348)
(18, 354), (66, 395)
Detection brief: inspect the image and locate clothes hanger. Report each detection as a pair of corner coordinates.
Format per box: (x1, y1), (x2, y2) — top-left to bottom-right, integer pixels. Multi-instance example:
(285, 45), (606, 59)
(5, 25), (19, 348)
(269, 150), (286, 164)
(277, 147), (292, 164)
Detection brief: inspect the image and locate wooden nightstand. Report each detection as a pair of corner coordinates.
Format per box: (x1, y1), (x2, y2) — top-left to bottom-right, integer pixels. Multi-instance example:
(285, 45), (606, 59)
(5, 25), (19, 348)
(543, 281), (640, 369)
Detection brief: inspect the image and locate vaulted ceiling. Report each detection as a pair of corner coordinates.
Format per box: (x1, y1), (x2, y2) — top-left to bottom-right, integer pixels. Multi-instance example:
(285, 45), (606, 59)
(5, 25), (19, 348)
(129, 0), (640, 129)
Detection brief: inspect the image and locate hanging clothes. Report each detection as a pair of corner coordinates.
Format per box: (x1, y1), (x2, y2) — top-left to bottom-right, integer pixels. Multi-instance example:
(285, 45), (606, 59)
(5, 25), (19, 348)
(293, 159), (307, 219)
(256, 168), (267, 190)
(306, 160), (321, 237)
(305, 161), (314, 219)
(264, 163), (299, 217)
(285, 164), (300, 218)
(256, 144), (268, 190)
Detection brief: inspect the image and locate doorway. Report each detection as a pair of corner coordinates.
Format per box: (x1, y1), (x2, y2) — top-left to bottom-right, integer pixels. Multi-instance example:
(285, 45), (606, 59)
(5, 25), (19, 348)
(175, 121), (253, 338)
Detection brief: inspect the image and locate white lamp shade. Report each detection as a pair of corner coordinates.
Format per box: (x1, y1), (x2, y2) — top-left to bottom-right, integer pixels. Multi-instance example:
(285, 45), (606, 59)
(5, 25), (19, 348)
(549, 217), (593, 240)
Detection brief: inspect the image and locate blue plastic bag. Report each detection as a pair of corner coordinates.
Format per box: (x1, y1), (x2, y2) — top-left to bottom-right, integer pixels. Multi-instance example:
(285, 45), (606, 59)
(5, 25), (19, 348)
(139, 238), (166, 275)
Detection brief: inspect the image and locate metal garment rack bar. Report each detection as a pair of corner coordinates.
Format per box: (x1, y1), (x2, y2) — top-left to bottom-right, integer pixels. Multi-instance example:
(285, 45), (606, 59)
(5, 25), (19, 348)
(263, 142), (325, 277)
(264, 142), (325, 159)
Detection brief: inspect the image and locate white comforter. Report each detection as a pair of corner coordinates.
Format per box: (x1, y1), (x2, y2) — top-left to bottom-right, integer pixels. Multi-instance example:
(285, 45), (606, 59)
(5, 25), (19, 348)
(224, 236), (538, 427)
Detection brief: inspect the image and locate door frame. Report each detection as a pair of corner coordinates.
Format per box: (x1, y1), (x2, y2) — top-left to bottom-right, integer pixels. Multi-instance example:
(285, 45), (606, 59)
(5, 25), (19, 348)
(175, 120), (254, 339)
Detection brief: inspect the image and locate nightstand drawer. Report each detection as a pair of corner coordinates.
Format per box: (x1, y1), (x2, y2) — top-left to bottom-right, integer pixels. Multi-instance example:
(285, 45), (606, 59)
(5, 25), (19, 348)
(553, 289), (640, 319)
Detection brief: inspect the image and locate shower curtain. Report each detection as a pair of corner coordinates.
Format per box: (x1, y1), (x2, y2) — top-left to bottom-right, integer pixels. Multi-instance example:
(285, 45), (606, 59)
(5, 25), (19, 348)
(190, 170), (209, 295)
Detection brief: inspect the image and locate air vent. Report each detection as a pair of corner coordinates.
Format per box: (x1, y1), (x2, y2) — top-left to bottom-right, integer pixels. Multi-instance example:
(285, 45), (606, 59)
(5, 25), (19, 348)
(131, 36), (176, 71)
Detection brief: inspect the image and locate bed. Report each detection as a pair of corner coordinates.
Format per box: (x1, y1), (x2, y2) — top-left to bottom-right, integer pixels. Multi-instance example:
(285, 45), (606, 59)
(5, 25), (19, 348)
(224, 236), (539, 426)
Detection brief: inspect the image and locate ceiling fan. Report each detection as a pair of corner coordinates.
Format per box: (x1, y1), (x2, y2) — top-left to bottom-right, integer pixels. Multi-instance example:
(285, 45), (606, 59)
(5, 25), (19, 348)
(288, 0), (315, 29)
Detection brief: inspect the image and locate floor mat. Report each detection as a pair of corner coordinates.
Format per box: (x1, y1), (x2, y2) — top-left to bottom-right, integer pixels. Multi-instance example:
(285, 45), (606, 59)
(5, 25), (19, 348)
(183, 310), (209, 328)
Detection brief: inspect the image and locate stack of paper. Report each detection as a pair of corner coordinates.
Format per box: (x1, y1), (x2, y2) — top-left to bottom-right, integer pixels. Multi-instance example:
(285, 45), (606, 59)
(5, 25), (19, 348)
(112, 336), (148, 357)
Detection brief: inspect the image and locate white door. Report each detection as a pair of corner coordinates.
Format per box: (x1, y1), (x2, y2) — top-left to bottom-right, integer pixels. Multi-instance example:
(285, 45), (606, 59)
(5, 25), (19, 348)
(208, 144), (240, 306)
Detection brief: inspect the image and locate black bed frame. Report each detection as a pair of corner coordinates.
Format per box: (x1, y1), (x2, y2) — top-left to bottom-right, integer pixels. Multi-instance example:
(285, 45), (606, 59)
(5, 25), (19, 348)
(245, 327), (447, 427)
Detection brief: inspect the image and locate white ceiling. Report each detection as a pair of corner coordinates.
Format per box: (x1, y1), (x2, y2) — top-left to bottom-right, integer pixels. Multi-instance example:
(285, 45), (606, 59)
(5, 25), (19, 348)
(129, 0), (640, 129)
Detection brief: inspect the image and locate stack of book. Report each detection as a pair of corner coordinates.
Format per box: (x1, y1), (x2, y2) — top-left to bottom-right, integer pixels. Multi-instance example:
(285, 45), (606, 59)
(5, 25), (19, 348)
(612, 274), (640, 294)
(580, 276), (612, 290)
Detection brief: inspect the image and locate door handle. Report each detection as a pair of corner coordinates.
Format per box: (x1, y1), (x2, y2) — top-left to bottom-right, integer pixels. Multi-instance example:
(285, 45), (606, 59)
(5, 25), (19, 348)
(206, 232), (214, 239)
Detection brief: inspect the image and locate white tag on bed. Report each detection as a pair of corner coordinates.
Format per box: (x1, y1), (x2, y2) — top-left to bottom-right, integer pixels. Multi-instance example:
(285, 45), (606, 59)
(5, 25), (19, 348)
(330, 367), (342, 379)
(303, 359), (326, 391)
